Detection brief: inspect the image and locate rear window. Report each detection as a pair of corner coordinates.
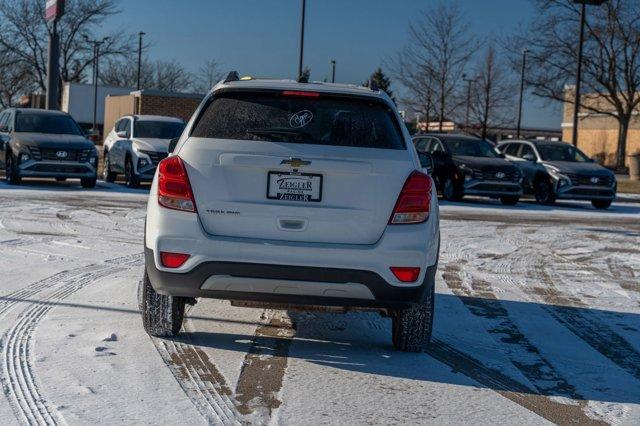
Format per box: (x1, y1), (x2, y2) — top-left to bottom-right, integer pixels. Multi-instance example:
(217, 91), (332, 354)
(191, 91), (405, 150)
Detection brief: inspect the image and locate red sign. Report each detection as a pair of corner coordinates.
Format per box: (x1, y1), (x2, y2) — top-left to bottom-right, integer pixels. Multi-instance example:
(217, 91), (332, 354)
(45, 0), (65, 22)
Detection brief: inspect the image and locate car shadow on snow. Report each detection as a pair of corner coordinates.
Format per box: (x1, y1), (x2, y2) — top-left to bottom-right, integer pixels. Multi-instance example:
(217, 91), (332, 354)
(439, 197), (640, 215)
(185, 294), (640, 406)
(0, 176), (151, 194)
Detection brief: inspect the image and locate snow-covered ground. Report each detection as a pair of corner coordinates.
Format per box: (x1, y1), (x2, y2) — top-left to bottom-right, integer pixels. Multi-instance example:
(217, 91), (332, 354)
(0, 179), (638, 425)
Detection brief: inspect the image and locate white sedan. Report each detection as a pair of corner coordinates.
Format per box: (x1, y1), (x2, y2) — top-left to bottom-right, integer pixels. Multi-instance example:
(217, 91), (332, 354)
(102, 115), (185, 187)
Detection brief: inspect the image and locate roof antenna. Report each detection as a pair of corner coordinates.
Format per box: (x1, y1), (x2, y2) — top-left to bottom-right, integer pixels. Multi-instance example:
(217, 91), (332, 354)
(368, 79), (379, 92)
(297, 74), (309, 83)
(224, 71), (239, 83)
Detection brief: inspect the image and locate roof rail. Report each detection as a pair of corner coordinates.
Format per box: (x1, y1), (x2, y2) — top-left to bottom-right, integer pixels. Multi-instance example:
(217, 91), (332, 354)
(224, 71), (240, 83)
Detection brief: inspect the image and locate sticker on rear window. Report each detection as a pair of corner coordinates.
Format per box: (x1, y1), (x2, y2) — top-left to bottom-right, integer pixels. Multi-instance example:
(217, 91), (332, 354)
(289, 110), (313, 128)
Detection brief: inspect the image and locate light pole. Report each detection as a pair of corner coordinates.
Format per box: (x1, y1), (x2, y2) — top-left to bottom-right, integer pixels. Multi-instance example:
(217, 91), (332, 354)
(516, 49), (528, 139)
(571, 0), (609, 146)
(84, 35), (110, 138)
(331, 60), (336, 83)
(137, 32), (146, 90)
(463, 74), (476, 132)
(298, 0), (306, 81)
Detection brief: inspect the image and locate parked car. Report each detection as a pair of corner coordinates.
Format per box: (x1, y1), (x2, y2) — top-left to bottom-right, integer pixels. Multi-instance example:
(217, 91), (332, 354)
(497, 140), (616, 209)
(102, 115), (185, 188)
(0, 108), (98, 188)
(413, 134), (523, 205)
(141, 75), (440, 352)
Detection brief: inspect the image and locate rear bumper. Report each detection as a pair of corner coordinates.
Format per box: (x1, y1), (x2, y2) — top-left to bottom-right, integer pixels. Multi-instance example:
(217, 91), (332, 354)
(145, 247), (437, 309)
(463, 179), (523, 197)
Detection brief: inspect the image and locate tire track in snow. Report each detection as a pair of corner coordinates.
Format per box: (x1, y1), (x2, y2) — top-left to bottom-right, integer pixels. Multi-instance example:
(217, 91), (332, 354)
(0, 254), (142, 426)
(151, 310), (294, 425)
(150, 315), (243, 425)
(426, 339), (606, 426)
(442, 263), (600, 423)
(489, 224), (640, 383)
(530, 256), (640, 383)
(235, 310), (295, 419)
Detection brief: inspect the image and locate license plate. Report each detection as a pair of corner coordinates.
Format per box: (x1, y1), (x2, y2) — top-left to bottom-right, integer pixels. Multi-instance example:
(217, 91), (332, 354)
(267, 172), (322, 202)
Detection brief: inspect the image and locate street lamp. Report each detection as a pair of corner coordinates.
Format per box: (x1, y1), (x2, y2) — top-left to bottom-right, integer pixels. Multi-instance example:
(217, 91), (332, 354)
(298, 0), (306, 81)
(462, 74), (476, 132)
(137, 32), (146, 90)
(571, 0), (609, 146)
(516, 49), (529, 139)
(331, 60), (336, 83)
(83, 35), (110, 139)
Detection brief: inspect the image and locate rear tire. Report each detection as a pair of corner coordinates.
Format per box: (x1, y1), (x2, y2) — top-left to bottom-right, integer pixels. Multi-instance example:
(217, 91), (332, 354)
(534, 178), (556, 205)
(5, 152), (21, 185)
(592, 199), (612, 209)
(141, 271), (185, 337)
(391, 283), (434, 352)
(442, 176), (463, 201)
(102, 151), (117, 183)
(81, 176), (97, 188)
(500, 196), (519, 206)
(124, 155), (139, 188)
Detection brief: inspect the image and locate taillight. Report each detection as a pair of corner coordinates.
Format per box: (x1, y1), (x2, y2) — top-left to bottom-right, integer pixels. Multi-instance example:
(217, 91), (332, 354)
(389, 171), (432, 224)
(390, 267), (421, 283)
(160, 251), (190, 268)
(157, 156), (197, 212)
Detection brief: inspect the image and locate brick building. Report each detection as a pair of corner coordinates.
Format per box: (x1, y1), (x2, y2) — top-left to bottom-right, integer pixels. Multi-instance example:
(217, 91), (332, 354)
(103, 89), (204, 142)
(562, 87), (640, 167)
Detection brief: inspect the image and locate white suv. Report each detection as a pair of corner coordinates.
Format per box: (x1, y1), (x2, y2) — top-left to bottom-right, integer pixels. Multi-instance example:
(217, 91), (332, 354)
(141, 75), (440, 351)
(102, 115), (185, 187)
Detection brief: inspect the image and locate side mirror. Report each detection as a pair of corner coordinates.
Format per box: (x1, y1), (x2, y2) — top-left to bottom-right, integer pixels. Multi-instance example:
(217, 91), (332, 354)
(497, 152), (506, 159)
(0, 125), (8, 133)
(116, 130), (128, 139)
(168, 137), (179, 154)
(522, 153), (535, 162)
(418, 152), (434, 174)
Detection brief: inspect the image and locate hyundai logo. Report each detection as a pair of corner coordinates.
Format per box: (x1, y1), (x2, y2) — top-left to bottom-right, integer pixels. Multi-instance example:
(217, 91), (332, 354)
(495, 172), (505, 179)
(590, 176), (600, 184)
(56, 150), (68, 158)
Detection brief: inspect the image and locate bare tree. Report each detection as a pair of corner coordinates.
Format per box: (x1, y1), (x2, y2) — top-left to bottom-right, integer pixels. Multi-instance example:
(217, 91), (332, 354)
(153, 60), (193, 92)
(100, 56), (154, 89)
(0, 0), (133, 95)
(509, 0), (640, 169)
(193, 59), (222, 93)
(391, 1), (478, 131)
(470, 45), (516, 139)
(0, 49), (32, 108)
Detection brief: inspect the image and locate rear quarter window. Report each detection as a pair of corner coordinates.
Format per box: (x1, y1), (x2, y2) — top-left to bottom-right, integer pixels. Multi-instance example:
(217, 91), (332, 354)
(191, 91), (406, 150)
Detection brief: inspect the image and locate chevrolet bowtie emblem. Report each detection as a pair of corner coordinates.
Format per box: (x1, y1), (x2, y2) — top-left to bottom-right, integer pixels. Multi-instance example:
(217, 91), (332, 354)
(281, 158), (311, 168)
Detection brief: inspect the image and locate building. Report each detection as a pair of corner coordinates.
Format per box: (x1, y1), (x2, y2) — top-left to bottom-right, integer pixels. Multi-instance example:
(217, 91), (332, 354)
(103, 89), (205, 143)
(61, 82), (134, 134)
(414, 121), (561, 143)
(562, 87), (640, 167)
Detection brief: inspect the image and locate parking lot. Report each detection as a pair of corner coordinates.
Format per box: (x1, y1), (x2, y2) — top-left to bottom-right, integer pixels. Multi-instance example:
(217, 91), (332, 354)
(0, 180), (638, 425)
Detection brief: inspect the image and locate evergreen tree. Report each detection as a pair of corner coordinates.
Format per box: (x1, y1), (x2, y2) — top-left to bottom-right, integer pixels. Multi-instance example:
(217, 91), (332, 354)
(365, 67), (395, 103)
